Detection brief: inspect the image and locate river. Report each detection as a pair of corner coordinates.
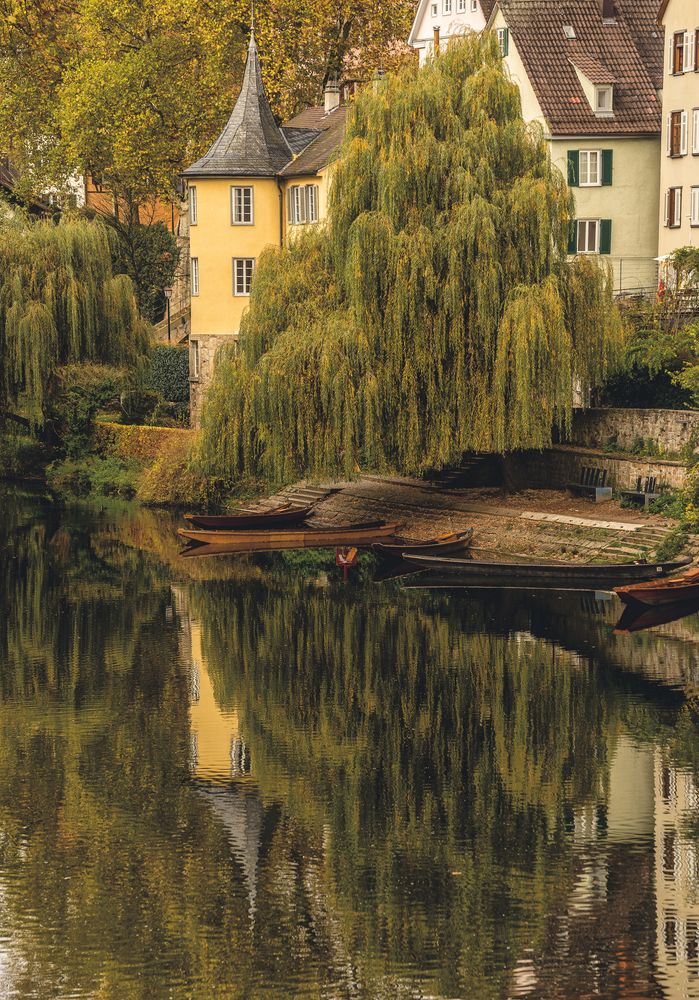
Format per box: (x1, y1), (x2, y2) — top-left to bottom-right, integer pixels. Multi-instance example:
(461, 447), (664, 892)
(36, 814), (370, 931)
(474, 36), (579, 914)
(1, 485), (699, 999)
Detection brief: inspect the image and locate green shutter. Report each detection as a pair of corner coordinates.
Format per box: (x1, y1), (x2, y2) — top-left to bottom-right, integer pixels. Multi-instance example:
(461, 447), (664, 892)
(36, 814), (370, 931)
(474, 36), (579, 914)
(567, 150), (579, 187)
(568, 221), (578, 255)
(502, 27), (509, 56)
(601, 150), (613, 186)
(599, 219), (612, 254)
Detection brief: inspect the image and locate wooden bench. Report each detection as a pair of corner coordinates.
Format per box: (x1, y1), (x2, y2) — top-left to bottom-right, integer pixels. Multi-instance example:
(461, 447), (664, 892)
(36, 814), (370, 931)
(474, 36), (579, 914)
(621, 476), (661, 510)
(566, 466), (613, 503)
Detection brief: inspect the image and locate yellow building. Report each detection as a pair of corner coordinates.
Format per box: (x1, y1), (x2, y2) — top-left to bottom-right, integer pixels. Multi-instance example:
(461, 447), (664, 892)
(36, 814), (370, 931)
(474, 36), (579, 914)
(657, 0), (699, 267)
(183, 32), (347, 425)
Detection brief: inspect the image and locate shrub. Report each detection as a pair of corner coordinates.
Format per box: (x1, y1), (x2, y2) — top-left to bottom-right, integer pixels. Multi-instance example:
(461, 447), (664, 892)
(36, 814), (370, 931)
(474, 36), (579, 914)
(47, 455), (139, 499)
(136, 436), (229, 508)
(0, 433), (48, 479)
(145, 346), (190, 404)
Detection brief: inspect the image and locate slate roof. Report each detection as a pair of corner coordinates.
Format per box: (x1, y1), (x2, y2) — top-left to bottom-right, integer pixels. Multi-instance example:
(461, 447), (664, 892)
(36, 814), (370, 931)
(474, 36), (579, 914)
(183, 32), (292, 178)
(280, 107), (348, 177)
(497, 0), (663, 136)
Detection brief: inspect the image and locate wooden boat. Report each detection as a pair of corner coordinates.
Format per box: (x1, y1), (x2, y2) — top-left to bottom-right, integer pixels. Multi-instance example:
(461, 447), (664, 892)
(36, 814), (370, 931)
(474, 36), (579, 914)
(615, 566), (699, 607)
(178, 520), (399, 549)
(614, 597), (699, 634)
(400, 553), (693, 586)
(373, 529), (474, 558)
(184, 502), (314, 530)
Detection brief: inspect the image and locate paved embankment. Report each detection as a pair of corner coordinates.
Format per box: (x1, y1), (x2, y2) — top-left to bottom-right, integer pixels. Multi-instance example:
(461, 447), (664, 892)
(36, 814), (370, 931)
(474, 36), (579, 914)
(273, 477), (677, 562)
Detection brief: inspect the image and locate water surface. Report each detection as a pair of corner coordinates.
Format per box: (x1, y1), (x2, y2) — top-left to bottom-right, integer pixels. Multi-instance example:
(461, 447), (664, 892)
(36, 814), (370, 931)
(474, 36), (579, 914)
(1, 487), (699, 999)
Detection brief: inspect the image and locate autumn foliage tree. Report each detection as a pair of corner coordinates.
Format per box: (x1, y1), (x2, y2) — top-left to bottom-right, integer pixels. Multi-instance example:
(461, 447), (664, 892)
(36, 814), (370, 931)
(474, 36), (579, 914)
(0, 0), (414, 207)
(197, 37), (624, 482)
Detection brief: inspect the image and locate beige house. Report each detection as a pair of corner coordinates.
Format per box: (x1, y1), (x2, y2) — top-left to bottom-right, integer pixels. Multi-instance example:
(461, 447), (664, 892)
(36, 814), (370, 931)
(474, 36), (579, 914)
(408, 0), (495, 63)
(657, 0), (699, 264)
(183, 33), (346, 425)
(486, 0), (664, 296)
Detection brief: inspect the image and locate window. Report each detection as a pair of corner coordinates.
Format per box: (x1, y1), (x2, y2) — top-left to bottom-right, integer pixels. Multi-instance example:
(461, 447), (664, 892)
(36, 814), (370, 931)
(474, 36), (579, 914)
(191, 256), (199, 296)
(443, 0), (452, 13)
(233, 257), (255, 296)
(431, 2), (437, 15)
(665, 187), (683, 228)
(288, 184), (320, 225)
(691, 187), (699, 227)
(594, 86), (613, 115)
(457, 0), (466, 10)
(576, 219), (599, 253)
(673, 31), (685, 74)
(231, 185), (254, 225)
(191, 340), (200, 380)
(471, 0), (478, 10)
(189, 185), (197, 225)
(579, 150), (601, 186)
(668, 110), (688, 156)
(693, 109), (699, 154)
(496, 27), (509, 56)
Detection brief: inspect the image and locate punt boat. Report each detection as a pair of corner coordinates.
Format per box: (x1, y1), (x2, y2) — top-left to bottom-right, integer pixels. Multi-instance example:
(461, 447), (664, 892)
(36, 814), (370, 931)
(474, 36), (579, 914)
(615, 566), (699, 607)
(184, 502), (314, 530)
(178, 520), (399, 548)
(372, 529), (474, 558)
(400, 554), (693, 587)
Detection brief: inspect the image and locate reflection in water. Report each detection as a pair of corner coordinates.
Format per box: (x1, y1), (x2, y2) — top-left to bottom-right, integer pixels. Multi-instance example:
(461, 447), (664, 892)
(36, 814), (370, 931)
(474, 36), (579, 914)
(2, 488), (699, 997)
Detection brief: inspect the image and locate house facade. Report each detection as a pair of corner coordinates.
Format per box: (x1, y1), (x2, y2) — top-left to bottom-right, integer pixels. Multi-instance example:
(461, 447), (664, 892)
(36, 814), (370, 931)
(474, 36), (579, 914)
(183, 32), (346, 424)
(487, 0), (664, 297)
(408, 0), (495, 63)
(657, 0), (699, 262)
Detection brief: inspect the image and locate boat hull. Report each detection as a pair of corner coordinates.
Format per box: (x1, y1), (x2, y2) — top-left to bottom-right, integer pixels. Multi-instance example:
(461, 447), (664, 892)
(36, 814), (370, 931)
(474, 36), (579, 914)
(373, 530), (473, 558)
(616, 568), (699, 607)
(184, 504), (313, 530)
(400, 554), (693, 586)
(178, 522), (399, 548)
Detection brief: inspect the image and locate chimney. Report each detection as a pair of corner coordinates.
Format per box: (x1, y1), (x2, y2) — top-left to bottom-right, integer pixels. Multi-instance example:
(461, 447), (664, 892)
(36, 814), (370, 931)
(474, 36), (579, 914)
(433, 26), (441, 53)
(324, 80), (340, 114)
(600, 0), (615, 20)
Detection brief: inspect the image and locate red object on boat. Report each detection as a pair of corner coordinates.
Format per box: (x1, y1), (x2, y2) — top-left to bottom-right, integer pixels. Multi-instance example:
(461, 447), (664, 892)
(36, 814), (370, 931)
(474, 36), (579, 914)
(615, 567), (699, 607)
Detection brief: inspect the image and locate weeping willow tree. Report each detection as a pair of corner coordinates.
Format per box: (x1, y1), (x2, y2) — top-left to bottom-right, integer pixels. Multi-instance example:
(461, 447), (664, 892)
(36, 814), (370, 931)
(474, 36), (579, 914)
(0, 214), (151, 429)
(199, 34), (623, 482)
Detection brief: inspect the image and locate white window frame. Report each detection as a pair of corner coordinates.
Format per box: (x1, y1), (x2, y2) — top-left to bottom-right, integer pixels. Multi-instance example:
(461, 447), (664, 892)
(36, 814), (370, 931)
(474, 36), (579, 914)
(665, 187), (683, 228)
(443, 0), (452, 13)
(288, 184), (320, 225)
(431, 2), (438, 15)
(191, 256), (199, 296)
(672, 30), (686, 74)
(191, 340), (200, 380)
(576, 219), (600, 254)
(457, 0), (465, 11)
(691, 187), (699, 227)
(233, 257), (255, 296)
(693, 108), (699, 155)
(579, 150), (602, 187)
(471, 0), (477, 9)
(231, 185), (254, 225)
(189, 185), (197, 226)
(496, 27), (508, 55)
(594, 86), (613, 116)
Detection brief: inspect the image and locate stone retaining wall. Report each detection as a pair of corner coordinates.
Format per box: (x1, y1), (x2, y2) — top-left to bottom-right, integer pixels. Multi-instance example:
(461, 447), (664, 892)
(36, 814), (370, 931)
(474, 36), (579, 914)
(505, 445), (688, 492)
(570, 407), (699, 456)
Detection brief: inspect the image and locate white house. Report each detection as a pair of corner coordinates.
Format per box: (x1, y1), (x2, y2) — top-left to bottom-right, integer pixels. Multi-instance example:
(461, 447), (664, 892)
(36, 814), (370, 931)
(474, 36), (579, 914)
(408, 0), (496, 64)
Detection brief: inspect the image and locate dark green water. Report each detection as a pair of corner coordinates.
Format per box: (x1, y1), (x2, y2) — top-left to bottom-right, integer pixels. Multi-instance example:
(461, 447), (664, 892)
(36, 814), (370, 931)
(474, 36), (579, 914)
(2, 486), (699, 999)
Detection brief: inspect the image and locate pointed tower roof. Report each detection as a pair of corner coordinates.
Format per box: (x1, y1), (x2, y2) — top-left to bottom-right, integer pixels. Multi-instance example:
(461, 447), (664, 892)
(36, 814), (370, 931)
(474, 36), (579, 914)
(184, 32), (292, 178)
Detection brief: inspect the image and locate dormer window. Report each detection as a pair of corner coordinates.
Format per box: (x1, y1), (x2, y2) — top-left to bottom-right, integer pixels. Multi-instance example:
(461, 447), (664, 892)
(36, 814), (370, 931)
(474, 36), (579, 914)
(595, 85), (613, 116)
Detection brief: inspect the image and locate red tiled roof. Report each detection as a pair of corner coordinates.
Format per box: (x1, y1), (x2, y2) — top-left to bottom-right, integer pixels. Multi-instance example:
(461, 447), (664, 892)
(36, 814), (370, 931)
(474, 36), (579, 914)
(499, 0), (663, 136)
(280, 107), (348, 177)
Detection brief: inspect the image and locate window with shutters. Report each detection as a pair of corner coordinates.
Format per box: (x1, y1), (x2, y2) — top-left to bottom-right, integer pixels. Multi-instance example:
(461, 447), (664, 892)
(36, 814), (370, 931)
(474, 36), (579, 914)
(666, 187), (682, 228)
(497, 27), (509, 56)
(579, 150), (601, 186)
(191, 257), (199, 296)
(576, 219), (599, 253)
(691, 187), (699, 227)
(231, 186), (254, 225)
(288, 184), (320, 225)
(669, 111), (687, 156)
(189, 186), (197, 226)
(233, 258), (255, 296)
(673, 31), (686, 74)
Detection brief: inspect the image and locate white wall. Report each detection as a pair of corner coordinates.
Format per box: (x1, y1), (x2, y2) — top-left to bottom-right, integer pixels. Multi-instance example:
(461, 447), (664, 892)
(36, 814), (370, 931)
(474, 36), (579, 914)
(409, 0), (487, 64)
